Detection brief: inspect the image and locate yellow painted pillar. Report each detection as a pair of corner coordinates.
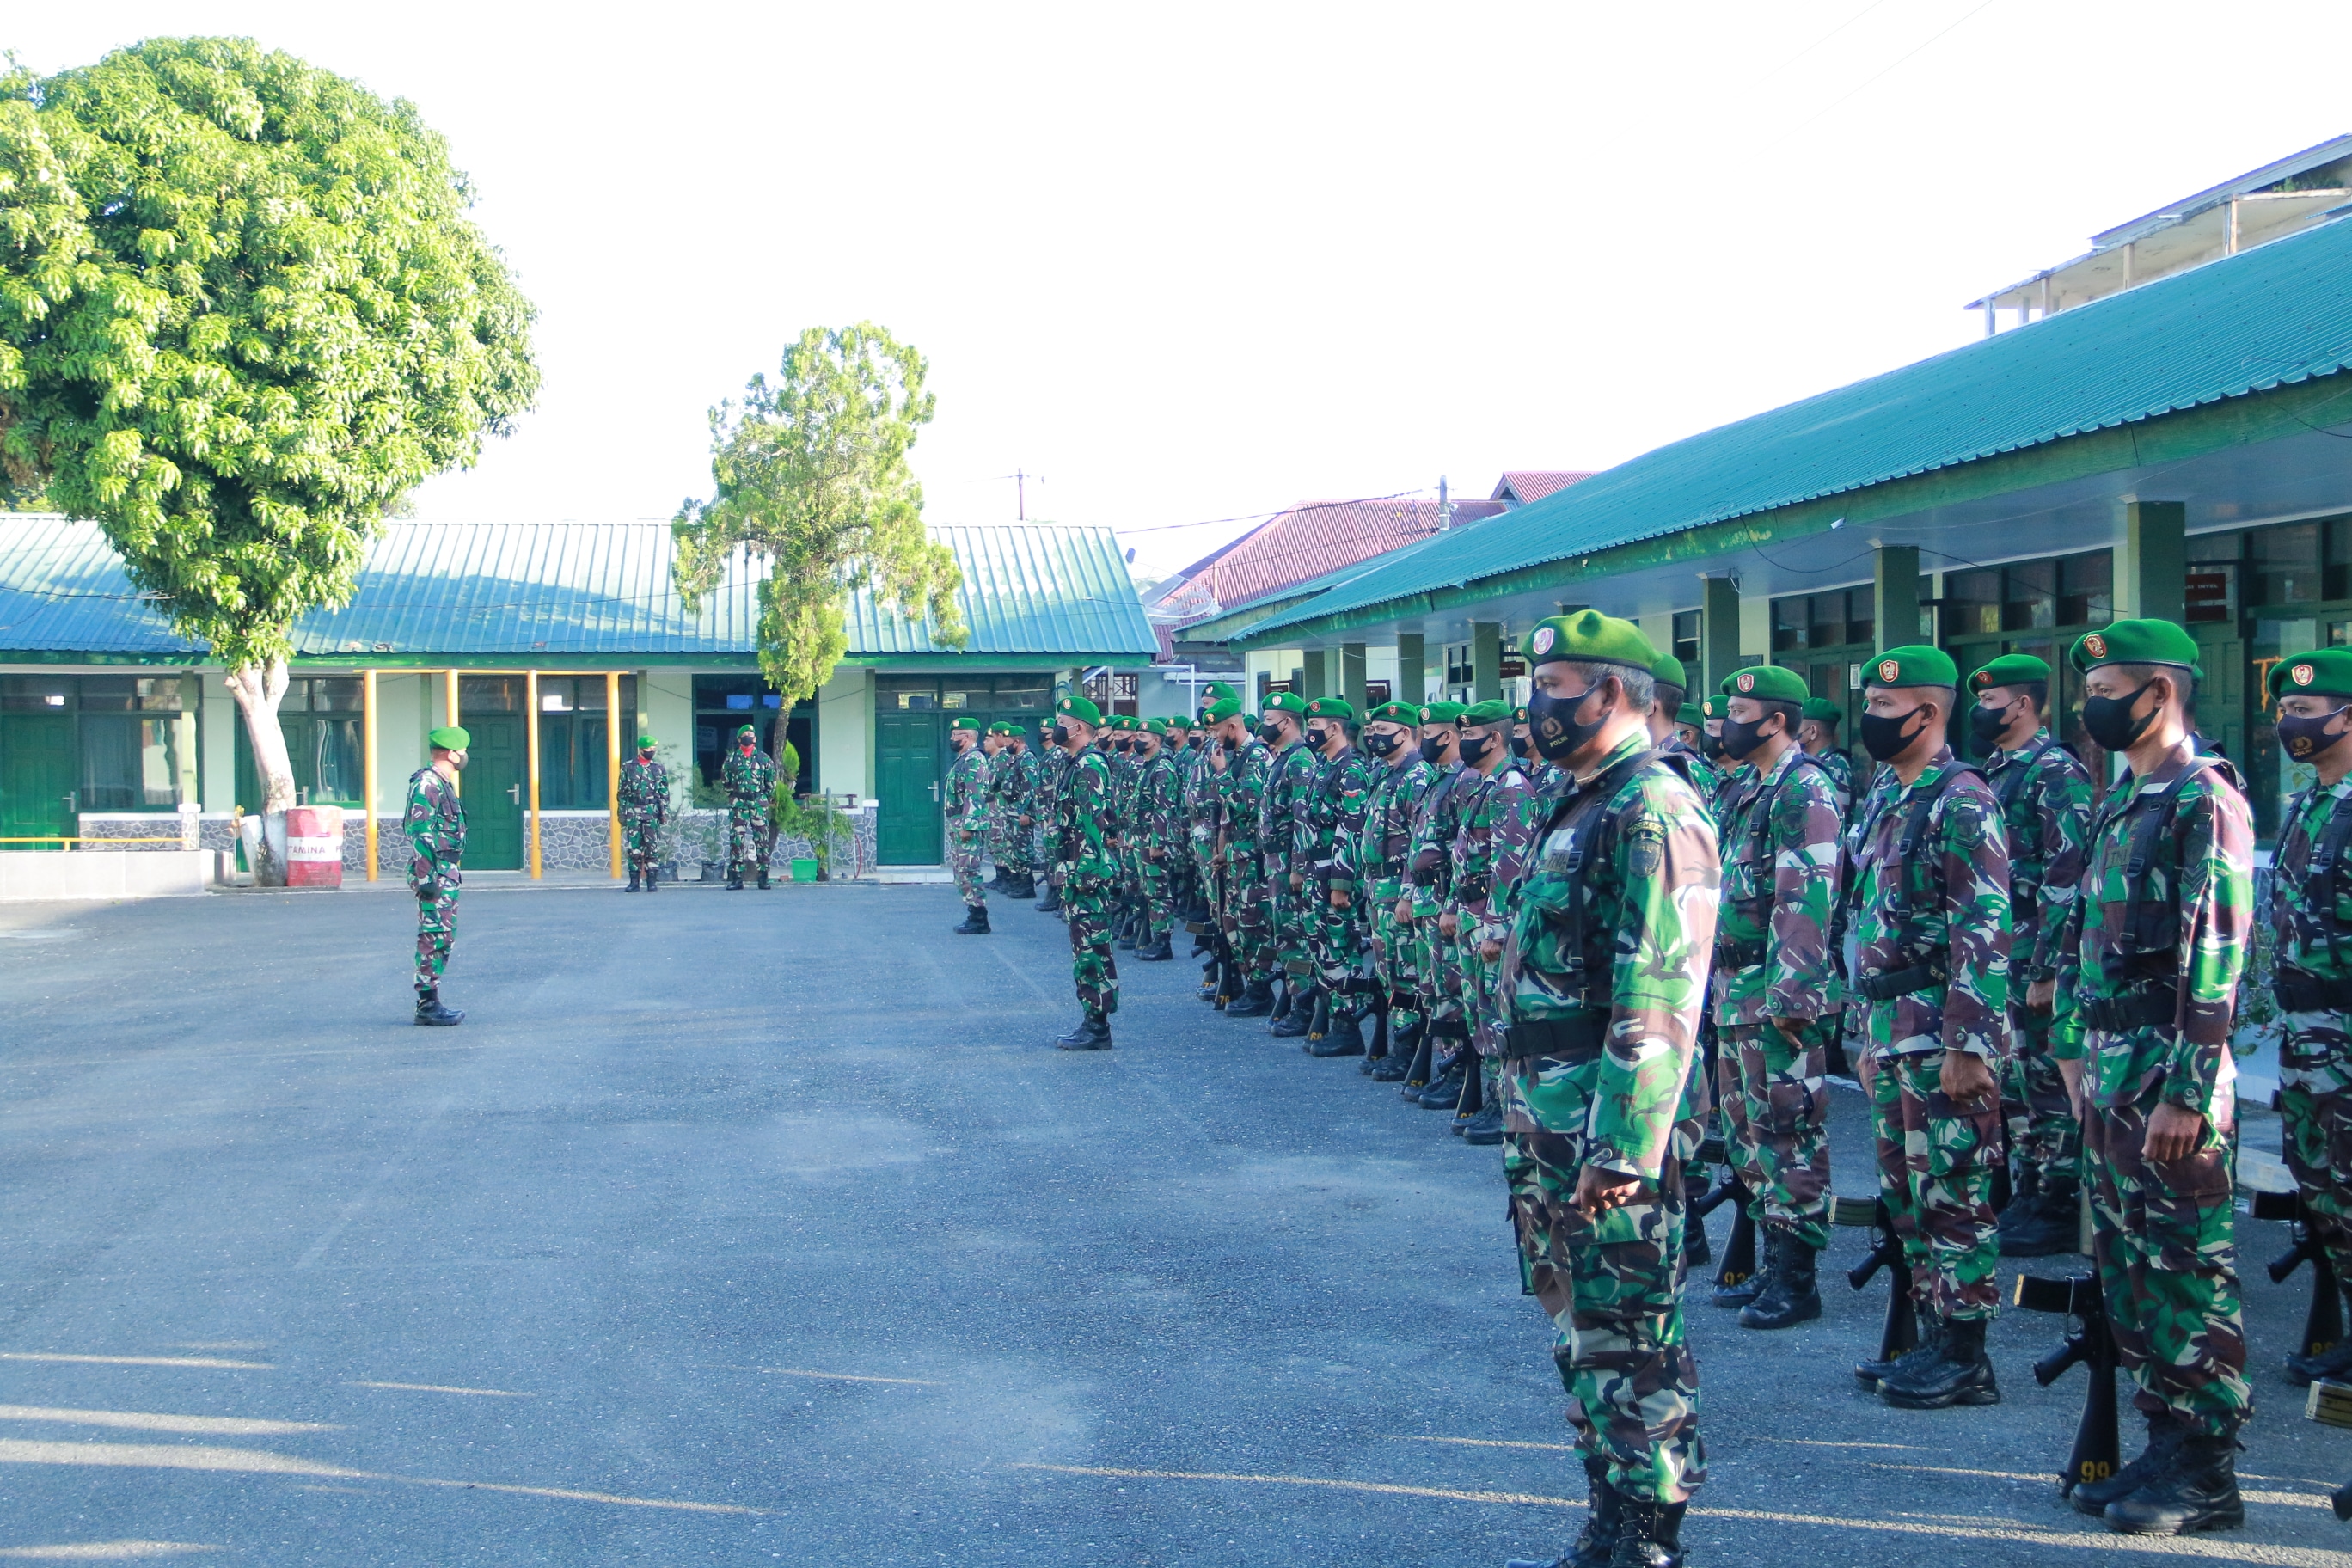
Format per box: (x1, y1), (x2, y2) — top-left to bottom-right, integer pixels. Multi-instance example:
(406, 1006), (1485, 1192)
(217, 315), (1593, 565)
(606, 671), (622, 879)
(362, 669), (379, 881)
(444, 670), (461, 797)
(527, 669), (542, 879)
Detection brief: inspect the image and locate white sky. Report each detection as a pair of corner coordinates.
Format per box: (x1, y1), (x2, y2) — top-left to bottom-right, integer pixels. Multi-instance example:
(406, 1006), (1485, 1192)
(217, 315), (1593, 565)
(15, 3), (2352, 578)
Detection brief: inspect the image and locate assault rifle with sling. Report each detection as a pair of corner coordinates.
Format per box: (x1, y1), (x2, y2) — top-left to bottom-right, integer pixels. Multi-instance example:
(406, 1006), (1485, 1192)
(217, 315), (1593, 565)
(2251, 1188), (2348, 1364)
(1834, 1194), (1917, 1366)
(2014, 1271), (2120, 1498)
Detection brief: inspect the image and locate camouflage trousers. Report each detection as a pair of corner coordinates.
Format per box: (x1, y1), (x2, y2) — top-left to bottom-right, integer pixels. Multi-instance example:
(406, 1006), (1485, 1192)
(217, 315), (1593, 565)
(622, 810), (662, 873)
(1459, 929), (1504, 1057)
(1415, 915), (1467, 1026)
(2002, 1006), (2079, 1185)
(2084, 1031), (2249, 1435)
(1503, 1055), (1706, 1506)
(989, 812), (1030, 875)
(1065, 876), (1119, 1018)
(1223, 854), (1275, 979)
(1267, 855), (1313, 977)
(2281, 1011), (2352, 1287)
(726, 802), (769, 873)
(1311, 885), (1369, 1020)
(1716, 1020), (1834, 1251)
(413, 885), (459, 998)
(949, 828), (987, 906)
(1866, 1050), (2002, 1322)
(1136, 846), (1173, 939)
(1366, 882), (1423, 1030)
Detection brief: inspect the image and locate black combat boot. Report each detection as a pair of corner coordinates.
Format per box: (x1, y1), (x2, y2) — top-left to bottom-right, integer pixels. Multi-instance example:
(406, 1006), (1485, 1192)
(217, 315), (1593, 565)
(726, 863), (744, 890)
(1449, 1068), (1485, 1135)
(414, 989), (464, 1026)
(1361, 1002), (1390, 1074)
(1225, 976), (1275, 1018)
(757, 867), (770, 889)
(1418, 1056), (1467, 1110)
(1855, 1313), (1941, 1390)
(626, 868), (641, 892)
(954, 903), (990, 935)
(1308, 1009), (1366, 1057)
(1878, 1314), (1999, 1408)
(1136, 930), (1173, 961)
(1604, 1497), (1685, 1567)
(2000, 1173), (2081, 1258)
(1371, 1017), (1421, 1081)
(2104, 1426), (2245, 1535)
(2331, 1479), (2352, 1520)
(1036, 881), (1062, 914)
(1740, 1234), (1822, 1329)
(1198, 957), (1221, 1001)
(1460, 1100), (1505, 1146)
(2072, 1412), (2187, 1516)
(1055, 1012), (1114, 1051)
(1712, 1224), (1773, 1309)
(1505, 1454), (1619, 1568)
(1397, 1026), (1436, 1093)
(1272, 984), (1316, 1038)
(643, 867), (658, 892)
(1994, 1161), (2039, 1232)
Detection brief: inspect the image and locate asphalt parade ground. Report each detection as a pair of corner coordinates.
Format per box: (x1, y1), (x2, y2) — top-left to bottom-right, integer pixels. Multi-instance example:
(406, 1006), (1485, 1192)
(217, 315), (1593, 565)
(2, 879), (2349, 1566)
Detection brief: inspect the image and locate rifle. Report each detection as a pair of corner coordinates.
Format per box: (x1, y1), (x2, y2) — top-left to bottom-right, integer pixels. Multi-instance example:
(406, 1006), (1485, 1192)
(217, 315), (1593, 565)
(2014, 1271), (2119, 1497)
(2251, 1189), (2348, 1362)
(1835, 1195), (1918, 1365)
(1690, 1136), (1755, 1290)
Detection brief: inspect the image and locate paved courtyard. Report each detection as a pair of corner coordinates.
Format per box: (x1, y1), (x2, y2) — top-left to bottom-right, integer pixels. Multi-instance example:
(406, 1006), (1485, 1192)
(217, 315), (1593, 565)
(0, 879), (2347, 1565)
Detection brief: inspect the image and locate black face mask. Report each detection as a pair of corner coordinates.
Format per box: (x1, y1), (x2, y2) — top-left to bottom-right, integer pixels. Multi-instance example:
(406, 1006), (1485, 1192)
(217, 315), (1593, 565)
(1051, 725), (1070, 746)
(1458, 732), (1496, 765)
(1701, 732), (1728, 762)
(2280, 706), (2352, 763)
(1362, 730), (1400, 757)
(1305, 726), (1331, 750)
(2081, 679), (2159, 753)
(1859, 704), (1931, 763)
(1720, 714), (1779, 763)
(1967, 702), (2014, 755)
(1422, 732), (1455, 763)
(1528, 682), (1609, 762)
(1510, 734), (1531, 759)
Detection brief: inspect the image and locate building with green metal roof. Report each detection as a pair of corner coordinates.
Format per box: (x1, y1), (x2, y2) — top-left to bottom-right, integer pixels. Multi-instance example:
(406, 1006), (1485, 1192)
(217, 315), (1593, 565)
(0, 518), (1153, 869)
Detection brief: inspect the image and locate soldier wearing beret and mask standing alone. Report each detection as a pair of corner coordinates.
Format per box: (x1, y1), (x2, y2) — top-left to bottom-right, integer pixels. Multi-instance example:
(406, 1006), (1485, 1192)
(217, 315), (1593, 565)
(407, 726), (470, 1025)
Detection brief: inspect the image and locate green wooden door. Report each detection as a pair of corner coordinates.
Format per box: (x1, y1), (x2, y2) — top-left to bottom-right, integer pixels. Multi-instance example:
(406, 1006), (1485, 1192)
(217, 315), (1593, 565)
(876, 712), (942, 865)
(1, 714), (76, 850)
(462, 715), (524, 871)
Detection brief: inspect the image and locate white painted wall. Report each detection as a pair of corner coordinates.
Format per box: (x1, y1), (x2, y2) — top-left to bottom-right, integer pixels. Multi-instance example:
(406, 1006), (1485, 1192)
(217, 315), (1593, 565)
(373, 674), (425, 810)
(199, 671), (238, 811)
(816, 666), (873, 799)
(640, 670), (694, 775)
(1741, 592), (1772, 663)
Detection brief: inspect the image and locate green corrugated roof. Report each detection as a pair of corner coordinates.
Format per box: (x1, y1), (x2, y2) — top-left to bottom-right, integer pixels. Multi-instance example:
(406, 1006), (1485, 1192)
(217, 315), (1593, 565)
(1242, 211), (2352, 643)
(0, 518), (1154, 660)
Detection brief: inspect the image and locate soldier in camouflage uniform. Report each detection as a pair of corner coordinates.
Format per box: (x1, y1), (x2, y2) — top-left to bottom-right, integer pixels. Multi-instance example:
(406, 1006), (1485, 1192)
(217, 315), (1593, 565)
(2268, 647), (2352, 1389)
(1348, 701), (1437, 1081)
(1036, 718), (1074, 916)
(985, 722), (1025, 895)
(1185, 699), (1234, 995)
(1660, 700), (1724, 805)
(1215, 698), (1280, 1015)
(1705, 666), (1841, 1332)
(407, 726), (470, 1025)
(1512, 701), (1567, 797)
(943, 715), (993, 934)
(1445, 698), (1534, 1142)
(1497, 612), (1717, 1568)
(1965, 654), (2096, 1257)
(1131, 719), (1181, 961)
(1843, 646), (2012, 1412)
(1255, 692), (1320, 1035)
(1050, 695), (1120, 1048)
(1799, 697), (1857, 819)
(1401, 701), (1469, 1095)
(2053, 622), (2253, 1535)
(1157, 714), (1196, 939)
(720, 723), (778, 890)
(1295, 697), (1375, 1054)
(618, 733), (668, 893)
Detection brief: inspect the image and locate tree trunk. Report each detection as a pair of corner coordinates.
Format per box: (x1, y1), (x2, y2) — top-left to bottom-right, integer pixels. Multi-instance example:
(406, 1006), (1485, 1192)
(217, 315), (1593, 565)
(224, 658), (296, 886)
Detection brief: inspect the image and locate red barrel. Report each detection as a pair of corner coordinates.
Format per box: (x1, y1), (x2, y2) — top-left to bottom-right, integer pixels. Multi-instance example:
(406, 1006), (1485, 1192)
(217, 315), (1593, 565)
(286, 805), (346, 889)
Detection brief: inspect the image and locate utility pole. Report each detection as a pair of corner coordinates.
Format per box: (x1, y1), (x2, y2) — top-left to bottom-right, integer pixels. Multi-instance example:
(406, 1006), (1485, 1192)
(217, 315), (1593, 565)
(1437, 475), (1454, 531)
(1014, 469), (1043, 521)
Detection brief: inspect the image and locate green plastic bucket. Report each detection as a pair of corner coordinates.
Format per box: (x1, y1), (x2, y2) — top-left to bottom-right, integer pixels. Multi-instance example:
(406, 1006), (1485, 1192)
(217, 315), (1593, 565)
(791, 858), (819, 883)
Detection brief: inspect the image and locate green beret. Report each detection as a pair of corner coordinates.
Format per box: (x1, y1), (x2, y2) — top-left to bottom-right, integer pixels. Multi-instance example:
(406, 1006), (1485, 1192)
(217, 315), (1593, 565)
(1263, 690), (1309, 717)
(1459, 699), (1512, 726)
(1525, 609), (1659, 672)
(1205, 697), (1245, 723)
(2070, 621), (2202, 680)
(1204, 681), (1240, 702)
(986, 721), (1017, 736)
(1721, 665), (1809, 704)
(1305, 695), (1355, 722)
(1512, 705), (1529, 725)
(1801, 697), (1843, 724)
(1164, 712), (1191, 728)
(1865, 645), (1960, 689)
(1969, 652), (2052, 692)
(636, 733), (656, 748)
(736, 723), (757, 739)
(1651, 653), (1687, 689)
(429, 726), (470, 751)
(1702, 695), (1725, 720)
(1142, 717), (1167, 735)
(1366, 701), (1420, 726)
(1056, 694), (1104, 726)
(1675, 704), (1704, 727)
(951, 715), (985, 732)
(2269, 648), (2352, 701)
(1418, 701), (1466, 726)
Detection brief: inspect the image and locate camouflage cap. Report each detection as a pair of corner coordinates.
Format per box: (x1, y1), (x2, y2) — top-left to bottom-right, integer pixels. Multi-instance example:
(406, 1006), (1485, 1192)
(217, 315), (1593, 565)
(1263, 690), (1309, 717)
(1721, 665), (1808, 703)
(1801, 697), (1844, 724)
(2070, 620), (2202, 679)
(1365, 701), (1419, 726)
(950, 715), (985, 732)
(1459, 698), (1512, 726)
(1865, 645), (1960, 689)
(1304, 695), (1355, 722)
(1056, 694), (1104, 726)
(1650, 652), (1687, 689)
(1675, 703), (1704, 727)
(430, 726), (470, 750)
(1205, 697), (1245, 723)
(1969, 652), (2051, 691)
(1418, 701), (1466, 726)
(2269, 648), (2352, 700)
(1525, 609), (1658, 672)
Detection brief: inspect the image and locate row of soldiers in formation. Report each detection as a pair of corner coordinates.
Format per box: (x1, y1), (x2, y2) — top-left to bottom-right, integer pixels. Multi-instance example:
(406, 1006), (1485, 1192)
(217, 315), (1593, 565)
(933, 610), (2352, 1565)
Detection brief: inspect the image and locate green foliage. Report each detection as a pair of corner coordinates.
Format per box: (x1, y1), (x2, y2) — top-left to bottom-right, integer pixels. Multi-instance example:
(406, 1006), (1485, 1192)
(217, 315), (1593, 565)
(671, 324), (965, 705)
(0, 38), (539, 667)
(772, 792), (849, 876)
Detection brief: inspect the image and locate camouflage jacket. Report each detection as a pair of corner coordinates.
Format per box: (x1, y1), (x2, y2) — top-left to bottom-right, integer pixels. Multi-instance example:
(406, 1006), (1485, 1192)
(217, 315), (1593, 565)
(1297, 744), (1375, 876)
(1983, 732), (2094, 981)
(1843, 747), (2012, 1061)
(1451, 764), (1540, 945)
(1138, 749), (1185, 848)
(403, 766), (466, 893)
(1059, 749), (1119, 886)
(987, 746), (1022, 818)
(943, 744), (992, 834)
(1659, 734), (1723, 810)
(1345, 750), (1436, 895)
(1514, 756), (1569, 800)
(1219, 738), (1273, 863)
(1406, 760), (1472, 918)
(617, 756), (667, 820)
(721, 745), (776, 810)
(2275, 779), (2352, 982)
(1810, 744), (1857, 819)
(2052, 745), (2253, 1118)
(1499, 730), (1720, 1182)
(1713, 744), (1842, 1026)
(1259, 738), (1318, 873)
(1015, 748), (1046, 824)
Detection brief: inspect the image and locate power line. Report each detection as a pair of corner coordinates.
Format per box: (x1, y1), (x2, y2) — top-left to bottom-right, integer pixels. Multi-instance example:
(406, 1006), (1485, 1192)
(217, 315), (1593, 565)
(1784, 0), (2001, 138)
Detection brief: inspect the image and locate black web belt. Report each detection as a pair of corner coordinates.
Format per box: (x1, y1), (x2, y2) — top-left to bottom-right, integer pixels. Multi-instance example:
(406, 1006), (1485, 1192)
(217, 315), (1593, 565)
(2276, 966), (2352, 1013)
(1498, 1012), (1608, 1061)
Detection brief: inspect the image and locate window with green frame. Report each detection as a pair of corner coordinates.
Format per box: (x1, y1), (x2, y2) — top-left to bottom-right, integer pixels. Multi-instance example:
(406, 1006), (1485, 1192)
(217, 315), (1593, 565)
(3, 674), (193, 812)
(1939, 548), (2114, 769)
(2214, 515), (2352, 838)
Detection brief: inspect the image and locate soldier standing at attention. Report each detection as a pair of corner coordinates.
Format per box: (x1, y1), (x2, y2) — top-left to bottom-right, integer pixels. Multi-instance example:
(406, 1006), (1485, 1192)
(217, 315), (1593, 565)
(1511, 703), (1566, 797)
(1257, 692), (1320, 1035)
(1445, 698), (1531, 1140)
(1131, 719), (1180, 961)
(407, 726), (469, 1025)
(984, 722), (1022, 895)
(1034, 718), (1063, 911)
(1051, 695), (1120, 1049)
(1006, 724), (1042, 902)
(1706, 666), (1841, 1331)
(1402, 701), (1471, 1098)
(1297, 697), (1375, 1054)
(944, 715), (993, 934)
(1966, 655), (2096, 1258)
(1664, 701), (1724, 802)
(618, 734), (668, 894)
(1158, 714), (1196, 936)
(2053, 622), (2253, 1535)
(1497, 613), (1716, 1568)
(2268, 648), (2352, 1389)
(1843, 646), (2012, 1412)
(1214, 698), (1278, 1014)
(1799, 698), (1857, 819)
(1351, 701), (1436, 1081)
(721, 723), (778, 890)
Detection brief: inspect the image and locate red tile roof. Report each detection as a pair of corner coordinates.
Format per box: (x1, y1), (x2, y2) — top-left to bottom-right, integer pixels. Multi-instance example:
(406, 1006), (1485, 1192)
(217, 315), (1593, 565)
(1159, 496), (1509, 622)
(1491, 470), (1595, 505)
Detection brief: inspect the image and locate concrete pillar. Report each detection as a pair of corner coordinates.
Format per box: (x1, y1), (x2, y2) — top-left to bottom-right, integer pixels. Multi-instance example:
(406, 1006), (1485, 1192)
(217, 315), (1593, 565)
(1873, 545), (1920, 652)
(1395, 633), (1426, 707)
(815, 666), (873, 799)
(1339, 642), (1367, 711)
(1471, 622), (1503, 702)
(2119, 500), (2186, 624)
(1702, 577), (1742, 694)
(1300, 648), (1326, 701)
